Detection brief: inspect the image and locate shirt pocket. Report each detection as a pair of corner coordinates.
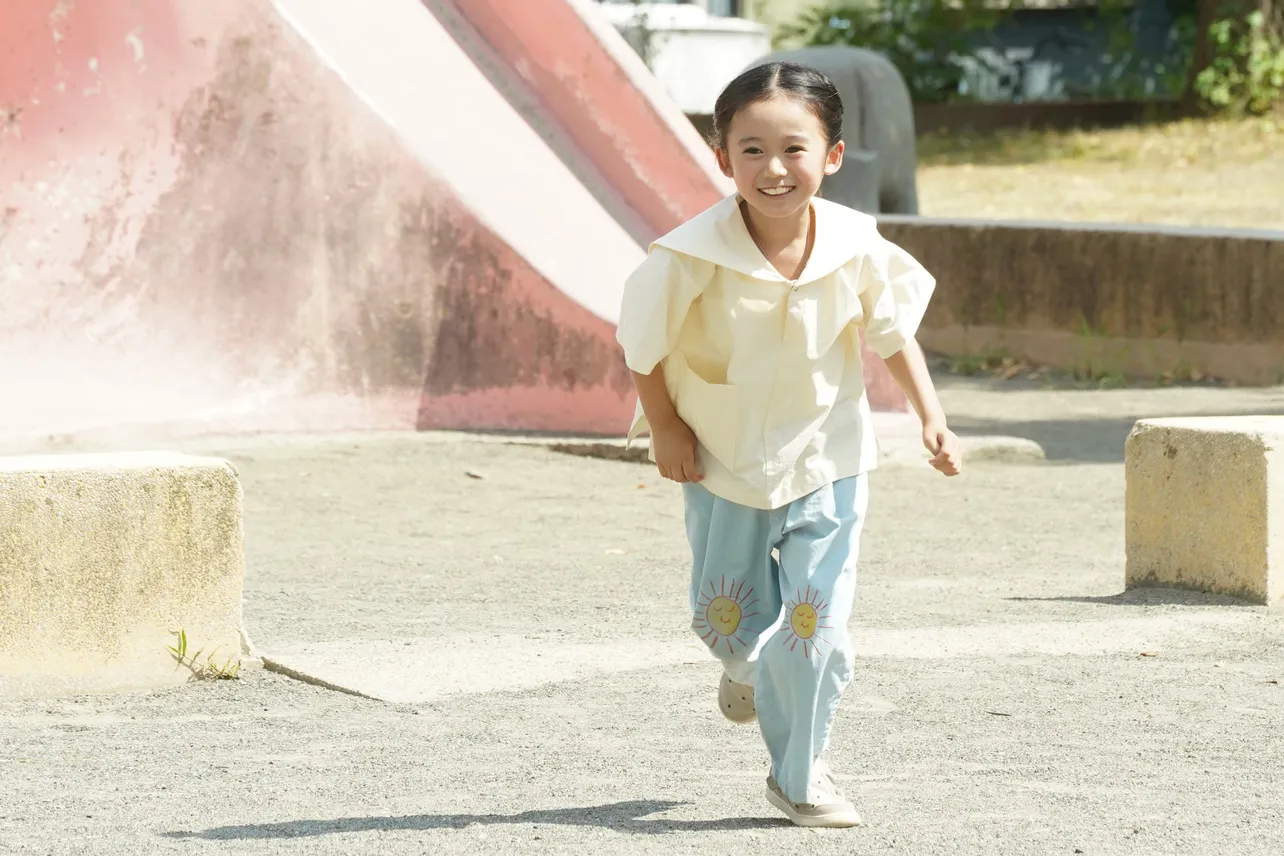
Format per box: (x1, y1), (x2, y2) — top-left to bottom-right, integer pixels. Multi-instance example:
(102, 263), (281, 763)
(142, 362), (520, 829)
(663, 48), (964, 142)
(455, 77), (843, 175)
(674, 363), (741, 470)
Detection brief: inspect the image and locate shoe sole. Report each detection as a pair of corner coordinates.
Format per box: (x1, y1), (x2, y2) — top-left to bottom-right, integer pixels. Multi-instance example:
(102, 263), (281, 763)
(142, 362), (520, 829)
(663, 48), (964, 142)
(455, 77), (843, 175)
(719, 676), (756, 724)
(765, 784), (861, 828)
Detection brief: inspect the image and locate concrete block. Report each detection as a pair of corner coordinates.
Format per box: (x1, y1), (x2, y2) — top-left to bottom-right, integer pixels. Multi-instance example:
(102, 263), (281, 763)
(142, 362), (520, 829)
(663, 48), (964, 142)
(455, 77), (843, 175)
(1125, 417), (1284, 606)
(0, 452), (247, 698)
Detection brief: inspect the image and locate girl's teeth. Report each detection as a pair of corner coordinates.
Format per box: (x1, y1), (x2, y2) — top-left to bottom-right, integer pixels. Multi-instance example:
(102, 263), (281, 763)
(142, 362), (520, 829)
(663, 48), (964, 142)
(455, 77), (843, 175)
(761, 187), (792, 196)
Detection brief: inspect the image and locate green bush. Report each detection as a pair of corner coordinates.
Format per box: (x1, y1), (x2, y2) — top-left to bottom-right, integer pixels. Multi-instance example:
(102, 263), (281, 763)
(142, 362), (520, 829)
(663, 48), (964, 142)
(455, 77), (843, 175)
(1195, 7), (1284, 114)
(776, 0), (1011, 102)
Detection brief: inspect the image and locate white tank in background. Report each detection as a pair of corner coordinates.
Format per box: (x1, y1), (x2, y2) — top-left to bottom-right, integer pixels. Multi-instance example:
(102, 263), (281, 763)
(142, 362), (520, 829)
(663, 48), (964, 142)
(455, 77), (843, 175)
(594, 1), (771, 115)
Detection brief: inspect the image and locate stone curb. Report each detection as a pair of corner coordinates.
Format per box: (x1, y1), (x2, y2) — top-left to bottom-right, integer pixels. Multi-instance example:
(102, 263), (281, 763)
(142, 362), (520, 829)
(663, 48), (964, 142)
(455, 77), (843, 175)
(515, 433), (1047, 467)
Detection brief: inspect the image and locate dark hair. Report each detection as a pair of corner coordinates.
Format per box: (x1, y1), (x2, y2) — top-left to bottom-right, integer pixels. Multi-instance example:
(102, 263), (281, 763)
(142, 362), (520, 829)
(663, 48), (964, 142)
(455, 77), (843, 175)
(711, 61), (843, 150)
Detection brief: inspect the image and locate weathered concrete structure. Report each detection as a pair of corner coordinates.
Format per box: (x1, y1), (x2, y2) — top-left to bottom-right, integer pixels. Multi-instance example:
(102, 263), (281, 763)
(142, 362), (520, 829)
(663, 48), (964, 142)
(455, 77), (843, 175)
(1126, 417), (1284, 606)
(883, 217), (1284, 385)
(0, 0), (909, 447)
(0, 0), (920, 697)
(0, 453), (247, 698)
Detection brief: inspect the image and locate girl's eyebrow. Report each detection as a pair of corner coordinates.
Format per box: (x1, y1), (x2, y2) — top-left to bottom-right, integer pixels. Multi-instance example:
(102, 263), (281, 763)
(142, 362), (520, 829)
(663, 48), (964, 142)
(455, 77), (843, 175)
(737, 134), (809, 145)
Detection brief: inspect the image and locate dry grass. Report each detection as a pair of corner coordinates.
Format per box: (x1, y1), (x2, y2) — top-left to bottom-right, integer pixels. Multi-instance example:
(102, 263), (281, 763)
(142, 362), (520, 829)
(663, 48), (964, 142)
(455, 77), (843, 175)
(916, 116), (1284, 231)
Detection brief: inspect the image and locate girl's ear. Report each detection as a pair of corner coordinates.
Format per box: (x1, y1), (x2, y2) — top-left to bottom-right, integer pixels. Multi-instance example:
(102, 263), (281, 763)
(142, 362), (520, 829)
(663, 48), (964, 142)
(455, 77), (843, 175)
(714, 147), (734, 178)
(824, 140), (845, 176)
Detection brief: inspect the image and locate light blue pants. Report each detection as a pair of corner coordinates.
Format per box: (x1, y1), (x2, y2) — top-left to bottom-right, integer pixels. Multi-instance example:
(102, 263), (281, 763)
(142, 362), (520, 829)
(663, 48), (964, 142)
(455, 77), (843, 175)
(683, 475), (868, 803)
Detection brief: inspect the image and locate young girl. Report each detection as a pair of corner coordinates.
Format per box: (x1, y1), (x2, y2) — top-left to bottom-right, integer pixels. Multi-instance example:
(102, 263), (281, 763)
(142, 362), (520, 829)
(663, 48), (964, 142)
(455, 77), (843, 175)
(615, 61), (961, 828)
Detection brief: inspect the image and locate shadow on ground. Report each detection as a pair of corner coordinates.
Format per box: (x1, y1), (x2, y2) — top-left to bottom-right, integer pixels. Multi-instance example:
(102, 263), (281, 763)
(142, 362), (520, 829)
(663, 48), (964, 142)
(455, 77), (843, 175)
(1008, 588), (1259, 608)
(163, 801), (789, 840)
(951, 415), (1143, 463)
(952, 412), (1284, 463)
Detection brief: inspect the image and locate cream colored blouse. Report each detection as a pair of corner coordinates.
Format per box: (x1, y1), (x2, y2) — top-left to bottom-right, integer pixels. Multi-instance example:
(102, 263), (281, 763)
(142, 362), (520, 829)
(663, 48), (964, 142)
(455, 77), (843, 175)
(616, 194), (935, 510)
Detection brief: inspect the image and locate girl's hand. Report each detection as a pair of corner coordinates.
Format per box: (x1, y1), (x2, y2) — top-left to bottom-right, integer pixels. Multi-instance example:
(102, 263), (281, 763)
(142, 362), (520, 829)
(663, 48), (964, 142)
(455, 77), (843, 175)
(884, 341), (960, 477)
(923, 420), (962, 476)
(652, 416), (703, 483)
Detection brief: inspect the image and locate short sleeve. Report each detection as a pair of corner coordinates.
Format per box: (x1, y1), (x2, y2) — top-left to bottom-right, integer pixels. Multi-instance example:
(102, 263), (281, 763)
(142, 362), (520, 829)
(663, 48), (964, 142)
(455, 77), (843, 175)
(857, 232), (936, 359)
(615, 248), (704, 375)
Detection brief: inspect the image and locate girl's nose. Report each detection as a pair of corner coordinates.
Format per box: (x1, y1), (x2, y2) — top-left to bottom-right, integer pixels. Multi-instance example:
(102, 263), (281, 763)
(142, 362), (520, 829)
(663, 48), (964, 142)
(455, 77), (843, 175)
(764, 157), (787, 178)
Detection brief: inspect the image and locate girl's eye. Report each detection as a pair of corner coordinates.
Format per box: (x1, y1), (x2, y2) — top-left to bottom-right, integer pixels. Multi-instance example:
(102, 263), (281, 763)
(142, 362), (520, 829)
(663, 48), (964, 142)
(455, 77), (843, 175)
(742, 147), (763, 155)
(786, 146), (805, 153)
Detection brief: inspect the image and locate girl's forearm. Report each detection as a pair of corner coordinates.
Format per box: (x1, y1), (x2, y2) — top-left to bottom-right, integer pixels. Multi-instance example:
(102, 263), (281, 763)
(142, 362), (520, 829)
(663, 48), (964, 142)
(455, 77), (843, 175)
(631, 366), (681, 430)
(882, 338), (947, 425)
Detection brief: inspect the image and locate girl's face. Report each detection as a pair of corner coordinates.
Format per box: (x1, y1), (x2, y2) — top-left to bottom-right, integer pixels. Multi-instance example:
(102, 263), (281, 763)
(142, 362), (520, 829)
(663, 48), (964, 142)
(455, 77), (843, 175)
(715, 94), (844, 221)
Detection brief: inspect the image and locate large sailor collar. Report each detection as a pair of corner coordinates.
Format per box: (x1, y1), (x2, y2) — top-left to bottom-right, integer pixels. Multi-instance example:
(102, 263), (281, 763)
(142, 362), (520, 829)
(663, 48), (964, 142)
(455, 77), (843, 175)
(649, 193), (880, 285)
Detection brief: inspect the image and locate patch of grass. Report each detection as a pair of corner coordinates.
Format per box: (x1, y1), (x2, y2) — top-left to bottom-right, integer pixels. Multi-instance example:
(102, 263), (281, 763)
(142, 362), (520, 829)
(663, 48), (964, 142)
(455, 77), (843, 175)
(940, 349), (1054, 382)
(1157, 360), (1213, 386)
(918, 117), (1284, 230)
(929, 349), (1226, 390)
(918, 116), (1284, 168)
(1072, 364), (1130, 388)
(949, 348), (1011, 376)
(168, 628), (241, 681)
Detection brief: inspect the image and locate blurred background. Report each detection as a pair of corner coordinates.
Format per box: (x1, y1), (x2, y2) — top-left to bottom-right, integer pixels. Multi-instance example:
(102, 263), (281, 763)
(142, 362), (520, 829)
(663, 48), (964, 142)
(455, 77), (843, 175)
(599, 0), (1282, 230)
(1, 0), (1280, 448)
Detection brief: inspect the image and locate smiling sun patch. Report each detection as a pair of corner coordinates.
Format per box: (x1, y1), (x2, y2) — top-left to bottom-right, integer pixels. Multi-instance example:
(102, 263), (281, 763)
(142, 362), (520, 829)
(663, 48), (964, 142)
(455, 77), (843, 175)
(694, 576), (761, 655)
(782, 586), (832, 659)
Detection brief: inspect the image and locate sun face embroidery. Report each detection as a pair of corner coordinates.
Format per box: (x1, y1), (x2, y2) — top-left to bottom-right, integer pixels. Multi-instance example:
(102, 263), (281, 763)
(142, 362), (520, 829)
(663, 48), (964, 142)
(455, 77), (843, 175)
(782, 586), (832, 659)
(694, 577), (760, 655)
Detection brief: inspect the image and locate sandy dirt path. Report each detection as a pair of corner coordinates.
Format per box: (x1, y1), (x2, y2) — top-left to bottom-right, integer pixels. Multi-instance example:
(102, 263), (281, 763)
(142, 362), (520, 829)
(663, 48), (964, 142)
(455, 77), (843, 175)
(2, 379), (1282, 854)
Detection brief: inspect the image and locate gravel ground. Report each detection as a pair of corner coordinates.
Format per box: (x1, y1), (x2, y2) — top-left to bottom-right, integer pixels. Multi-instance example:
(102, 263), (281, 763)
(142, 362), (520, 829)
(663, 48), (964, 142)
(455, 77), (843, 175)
(2, 378), (1282, 855)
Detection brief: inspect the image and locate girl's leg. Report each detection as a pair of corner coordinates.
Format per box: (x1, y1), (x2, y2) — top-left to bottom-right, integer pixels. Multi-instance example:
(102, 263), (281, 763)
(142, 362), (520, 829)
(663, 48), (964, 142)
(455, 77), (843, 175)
(682, 483), (783, 686)
(754, 475), (869, 803)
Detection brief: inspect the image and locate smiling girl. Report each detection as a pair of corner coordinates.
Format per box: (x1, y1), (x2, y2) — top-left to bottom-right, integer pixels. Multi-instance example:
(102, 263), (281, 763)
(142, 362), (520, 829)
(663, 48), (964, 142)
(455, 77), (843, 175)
(615, 62), (960, 827)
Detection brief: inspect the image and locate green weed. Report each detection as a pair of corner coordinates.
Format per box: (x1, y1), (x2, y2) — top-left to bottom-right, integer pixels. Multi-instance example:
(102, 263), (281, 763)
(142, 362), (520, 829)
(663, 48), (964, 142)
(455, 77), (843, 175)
(168, 628), (241, 681)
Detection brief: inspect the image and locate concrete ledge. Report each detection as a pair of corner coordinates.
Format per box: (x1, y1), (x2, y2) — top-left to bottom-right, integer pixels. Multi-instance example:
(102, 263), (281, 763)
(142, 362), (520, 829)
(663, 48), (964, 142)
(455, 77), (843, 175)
(922, 323), (1284, 387)
(0, 452), (247, 698)
(1125, 417), (1284, 606)
(524, 429), (1046, 468)
(913, 99), (1184, 136)
(878, 217), (1284, 387)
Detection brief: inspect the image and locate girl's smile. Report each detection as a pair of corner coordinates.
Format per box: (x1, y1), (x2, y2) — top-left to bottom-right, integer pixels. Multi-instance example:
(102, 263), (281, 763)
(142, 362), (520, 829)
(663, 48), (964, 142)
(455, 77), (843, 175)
(714, 93), (844, 225)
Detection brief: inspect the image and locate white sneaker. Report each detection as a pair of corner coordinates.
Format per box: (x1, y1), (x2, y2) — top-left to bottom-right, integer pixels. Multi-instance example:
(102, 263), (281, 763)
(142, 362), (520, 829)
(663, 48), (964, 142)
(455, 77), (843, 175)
(718, 673), (756, 723)
(813, 759), (845, 798)
(765, 762), (860, 828)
